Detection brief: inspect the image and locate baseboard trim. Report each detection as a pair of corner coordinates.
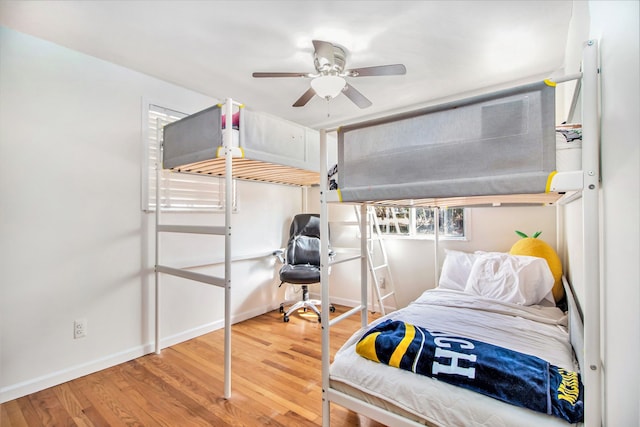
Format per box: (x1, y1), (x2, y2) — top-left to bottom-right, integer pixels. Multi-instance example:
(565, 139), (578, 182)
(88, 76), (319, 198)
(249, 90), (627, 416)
(1, 304), (274, 403)
(0, 345), (149, 403)
(308, 292), (396, 313)
(158, 304), (270, 349)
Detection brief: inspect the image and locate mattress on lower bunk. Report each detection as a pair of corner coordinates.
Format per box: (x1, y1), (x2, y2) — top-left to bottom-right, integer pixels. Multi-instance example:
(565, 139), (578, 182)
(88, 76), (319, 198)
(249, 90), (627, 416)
(330, 288), (581, 427)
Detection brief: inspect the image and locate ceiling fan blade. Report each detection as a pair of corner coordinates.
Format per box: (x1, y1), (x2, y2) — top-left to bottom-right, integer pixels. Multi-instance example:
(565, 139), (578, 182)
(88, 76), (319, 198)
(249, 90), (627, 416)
(293, 87), (317, 107)
(312, 40), (336, 68)
(346, 64), (407, 77)
(252, 72), (311, 78)
(342, 83), (372, 109)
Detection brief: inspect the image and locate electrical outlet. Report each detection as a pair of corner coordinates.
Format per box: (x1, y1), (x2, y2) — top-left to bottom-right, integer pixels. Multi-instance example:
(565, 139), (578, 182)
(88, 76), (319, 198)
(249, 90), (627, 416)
(74, 319), (87, 339)
(379, 277), (386, 289)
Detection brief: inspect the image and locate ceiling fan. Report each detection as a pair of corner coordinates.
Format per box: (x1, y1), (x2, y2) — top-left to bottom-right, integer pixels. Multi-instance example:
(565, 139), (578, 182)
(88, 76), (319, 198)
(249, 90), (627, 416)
(252, 40), (406, 109)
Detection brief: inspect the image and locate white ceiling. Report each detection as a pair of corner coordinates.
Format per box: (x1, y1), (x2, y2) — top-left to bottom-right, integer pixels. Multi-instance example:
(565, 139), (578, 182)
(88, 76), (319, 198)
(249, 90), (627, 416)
(0, 1), (574, 129)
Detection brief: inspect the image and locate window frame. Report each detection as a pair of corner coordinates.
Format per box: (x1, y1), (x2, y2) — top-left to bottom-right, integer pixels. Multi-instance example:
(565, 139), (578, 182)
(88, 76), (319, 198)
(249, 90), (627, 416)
(373, 206), (469, 241)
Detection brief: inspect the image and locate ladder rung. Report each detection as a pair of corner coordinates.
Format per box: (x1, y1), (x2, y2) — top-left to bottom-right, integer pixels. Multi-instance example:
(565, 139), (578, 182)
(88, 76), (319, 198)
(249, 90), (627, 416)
(355, 205), (398, 316)
(333, 220), (359, 226)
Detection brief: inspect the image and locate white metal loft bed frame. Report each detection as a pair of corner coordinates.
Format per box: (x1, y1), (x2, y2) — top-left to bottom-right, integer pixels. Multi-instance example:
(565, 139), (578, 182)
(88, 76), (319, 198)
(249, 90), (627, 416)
(154, 99), (239, 399)
(153, 97), (323, 401)
(319, 39), (601, 427)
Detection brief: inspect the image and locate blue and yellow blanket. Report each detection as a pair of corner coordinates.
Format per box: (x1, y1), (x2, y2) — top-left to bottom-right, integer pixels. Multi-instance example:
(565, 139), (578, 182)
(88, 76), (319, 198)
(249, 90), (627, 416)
(356, 320), (583, 423)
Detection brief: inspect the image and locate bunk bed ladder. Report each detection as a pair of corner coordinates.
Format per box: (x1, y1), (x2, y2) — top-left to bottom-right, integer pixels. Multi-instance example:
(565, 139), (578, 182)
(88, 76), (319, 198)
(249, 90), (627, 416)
(354, 205), (398, 315)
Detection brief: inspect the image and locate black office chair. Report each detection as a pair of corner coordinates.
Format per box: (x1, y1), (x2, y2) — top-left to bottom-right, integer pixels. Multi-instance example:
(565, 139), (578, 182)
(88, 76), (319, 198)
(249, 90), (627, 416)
(274, 213), (334, 322)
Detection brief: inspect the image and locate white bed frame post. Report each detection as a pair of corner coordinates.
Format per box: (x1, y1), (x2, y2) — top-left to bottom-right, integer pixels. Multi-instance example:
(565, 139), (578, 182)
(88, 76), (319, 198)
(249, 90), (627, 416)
(320, 129), (331, 427)
(320, 130), (370, 427)
(153, 98), (236, 399)
(581, 40), (602, 427)
(155, 125), (162, 355)
(360, 203), (369, 327)
(223, 98), (234, 399)
(434, 206), (440, 287)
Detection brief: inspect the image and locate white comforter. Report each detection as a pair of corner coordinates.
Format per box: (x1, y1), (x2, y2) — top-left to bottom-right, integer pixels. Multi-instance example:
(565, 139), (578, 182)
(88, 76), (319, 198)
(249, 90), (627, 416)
(330, 288), (580, 427)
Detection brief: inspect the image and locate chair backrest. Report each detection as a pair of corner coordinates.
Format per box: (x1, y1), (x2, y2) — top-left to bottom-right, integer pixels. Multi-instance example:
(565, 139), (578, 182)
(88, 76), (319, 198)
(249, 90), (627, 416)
(285, 214), (323, 266)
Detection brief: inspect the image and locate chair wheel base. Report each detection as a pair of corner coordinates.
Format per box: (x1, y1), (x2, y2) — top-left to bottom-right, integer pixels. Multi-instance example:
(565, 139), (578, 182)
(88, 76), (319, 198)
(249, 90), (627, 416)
(278, 298), (334, 323)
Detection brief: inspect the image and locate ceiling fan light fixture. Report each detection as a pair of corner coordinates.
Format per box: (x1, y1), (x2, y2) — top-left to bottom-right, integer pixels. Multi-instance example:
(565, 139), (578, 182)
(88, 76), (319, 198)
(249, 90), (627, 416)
(311, 75), (346, 99)
(253, 40), (405, 108)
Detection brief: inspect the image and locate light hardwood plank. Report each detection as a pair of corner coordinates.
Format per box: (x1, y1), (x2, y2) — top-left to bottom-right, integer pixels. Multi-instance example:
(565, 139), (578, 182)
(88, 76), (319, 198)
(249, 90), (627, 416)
(1, 306), (385, 426)
(1, 400), (30, 427)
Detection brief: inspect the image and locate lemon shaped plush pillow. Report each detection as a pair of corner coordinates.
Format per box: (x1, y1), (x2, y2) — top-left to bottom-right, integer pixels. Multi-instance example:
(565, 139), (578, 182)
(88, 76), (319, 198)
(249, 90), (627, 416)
(509, 231), (563, 302)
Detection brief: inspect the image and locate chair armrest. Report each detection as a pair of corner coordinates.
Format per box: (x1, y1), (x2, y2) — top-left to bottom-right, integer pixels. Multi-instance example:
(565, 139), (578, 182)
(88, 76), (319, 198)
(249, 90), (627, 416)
(272, 249), (285, 264)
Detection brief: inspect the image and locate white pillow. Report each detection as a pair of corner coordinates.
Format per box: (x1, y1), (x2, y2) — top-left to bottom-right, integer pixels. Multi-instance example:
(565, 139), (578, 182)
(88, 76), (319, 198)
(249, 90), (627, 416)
(464, 252), (554, 305)
(438, 250), (478, 291)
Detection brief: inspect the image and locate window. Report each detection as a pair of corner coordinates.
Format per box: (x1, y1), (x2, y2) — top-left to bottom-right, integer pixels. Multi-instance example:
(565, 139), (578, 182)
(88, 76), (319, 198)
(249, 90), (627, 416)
(374, 207), (466, 239)
(142, 103), (236, 212)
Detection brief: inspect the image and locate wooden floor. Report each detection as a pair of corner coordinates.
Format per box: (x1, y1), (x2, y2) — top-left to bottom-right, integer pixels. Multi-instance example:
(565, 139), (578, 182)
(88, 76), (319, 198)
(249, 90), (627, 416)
(1, 306), (386, 427)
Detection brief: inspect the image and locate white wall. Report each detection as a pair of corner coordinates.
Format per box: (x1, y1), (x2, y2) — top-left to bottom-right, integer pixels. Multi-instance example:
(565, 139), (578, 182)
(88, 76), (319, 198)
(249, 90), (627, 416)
(0, 27), (303, 402)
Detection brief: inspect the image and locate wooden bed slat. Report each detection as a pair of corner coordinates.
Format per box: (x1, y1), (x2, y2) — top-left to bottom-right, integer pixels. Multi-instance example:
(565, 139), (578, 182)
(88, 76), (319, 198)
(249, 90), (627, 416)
(171, 157), (320, 187)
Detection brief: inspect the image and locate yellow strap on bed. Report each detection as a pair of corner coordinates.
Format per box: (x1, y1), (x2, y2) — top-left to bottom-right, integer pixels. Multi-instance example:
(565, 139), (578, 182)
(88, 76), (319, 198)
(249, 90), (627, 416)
(546, 170), (558, 193)
(544, 79), (557, 87)
(355, 323), (416, 365)
(216, 146), (245, 158)
(355, 332), (381, 363)
(389, 323), (416, 368)
(337, 188), (343, 202)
